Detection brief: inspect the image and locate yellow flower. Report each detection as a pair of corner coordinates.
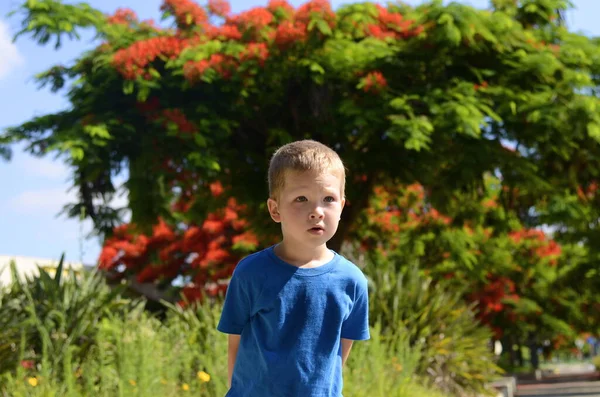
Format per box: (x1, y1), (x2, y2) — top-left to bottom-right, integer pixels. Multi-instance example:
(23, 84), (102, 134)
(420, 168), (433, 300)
(394, 363), (403, 372)
(197, 371), (211, 382)
(160, 378), (168, 385)
(182, 383), (190, 391)
(129, 379), (137, 386)
(28, 377), (38, 387)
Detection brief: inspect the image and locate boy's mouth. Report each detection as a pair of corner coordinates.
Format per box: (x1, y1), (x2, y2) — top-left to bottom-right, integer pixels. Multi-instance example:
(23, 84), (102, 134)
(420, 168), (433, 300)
(308, 225), (325, 234)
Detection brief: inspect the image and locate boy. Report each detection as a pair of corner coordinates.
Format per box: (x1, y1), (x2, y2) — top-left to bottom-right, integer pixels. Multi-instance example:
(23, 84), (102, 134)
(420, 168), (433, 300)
(217, 140), (370, 396)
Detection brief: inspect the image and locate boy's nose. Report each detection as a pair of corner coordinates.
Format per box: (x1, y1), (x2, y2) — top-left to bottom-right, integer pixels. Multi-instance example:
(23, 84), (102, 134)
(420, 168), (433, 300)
(310, 208), (325, 219)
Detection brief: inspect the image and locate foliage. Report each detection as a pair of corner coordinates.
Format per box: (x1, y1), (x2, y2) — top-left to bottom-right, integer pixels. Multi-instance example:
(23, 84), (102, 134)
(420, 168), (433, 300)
(0, 302), (226, 397)
(349, 178), (597, 360)
(4, 0), (600, 252)
(361, 257), (501, 396)
(593, 354), (600, 370)
(0, 255), (140, 377)
(4, 0), (600, 366)
(1, 299), (451, 397)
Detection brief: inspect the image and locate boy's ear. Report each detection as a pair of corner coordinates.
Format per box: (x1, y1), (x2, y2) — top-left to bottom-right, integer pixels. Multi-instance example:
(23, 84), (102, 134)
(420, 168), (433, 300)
(267, 198), (281, 223)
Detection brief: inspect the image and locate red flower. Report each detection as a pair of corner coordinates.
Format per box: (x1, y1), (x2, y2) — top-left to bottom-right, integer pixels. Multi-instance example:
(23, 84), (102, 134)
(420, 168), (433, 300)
(112, 36), (188, 79)
(208, 24), (242, 40)
(207, 0), (231, 17)
(107, 8), (138, 25)
(364, 5), (421, 40)
(136, 264), (164, 283)
(230, 7), (273, 30)
(232, 232), (259, 247)
(161, 0), (208, 27)
(183, 59), (211, 82)
(274, 21), (306, 47)
(295, 0), (335, 29)
(162, 108), (196, 134)
(152, 218), (176, 243)
(362, 71), (387, 93)
(210, 181), (224, 196)
(268, 0), (294, 16)
(202, 219), (226, 234)
(20, 360), (35, 370)
(180, 285), (204, 305)
(240, 43), (269, 65)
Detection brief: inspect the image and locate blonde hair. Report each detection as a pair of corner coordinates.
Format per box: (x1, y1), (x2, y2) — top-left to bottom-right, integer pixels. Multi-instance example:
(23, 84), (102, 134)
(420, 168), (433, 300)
(268, 140), (346, 199)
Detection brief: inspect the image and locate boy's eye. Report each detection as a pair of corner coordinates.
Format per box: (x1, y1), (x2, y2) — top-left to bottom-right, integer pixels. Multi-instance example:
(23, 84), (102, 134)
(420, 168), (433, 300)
(324, 196), (335, 203)
(295, 196), (307, 202)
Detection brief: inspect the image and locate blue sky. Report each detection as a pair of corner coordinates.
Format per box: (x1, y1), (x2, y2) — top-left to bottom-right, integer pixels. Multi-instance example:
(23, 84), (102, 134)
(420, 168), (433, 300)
(0, 0), (598, 265)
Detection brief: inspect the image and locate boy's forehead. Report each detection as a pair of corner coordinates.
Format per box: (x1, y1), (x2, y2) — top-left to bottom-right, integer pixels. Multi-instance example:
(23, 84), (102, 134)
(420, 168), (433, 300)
(282, 169), (344, 189)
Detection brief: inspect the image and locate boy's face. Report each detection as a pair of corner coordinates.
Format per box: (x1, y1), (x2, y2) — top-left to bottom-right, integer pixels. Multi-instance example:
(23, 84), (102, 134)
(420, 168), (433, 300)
(267, 170), (345, 249)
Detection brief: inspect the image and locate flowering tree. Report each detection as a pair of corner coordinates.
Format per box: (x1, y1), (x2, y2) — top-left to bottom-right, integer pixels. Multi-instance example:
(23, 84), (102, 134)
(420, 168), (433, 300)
(351, 177), (592, 367)
(3, 0), (600, 321)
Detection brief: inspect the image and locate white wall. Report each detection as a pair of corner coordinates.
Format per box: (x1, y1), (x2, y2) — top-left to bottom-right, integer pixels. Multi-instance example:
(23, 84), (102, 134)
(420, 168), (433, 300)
(0, 255), (87, 286)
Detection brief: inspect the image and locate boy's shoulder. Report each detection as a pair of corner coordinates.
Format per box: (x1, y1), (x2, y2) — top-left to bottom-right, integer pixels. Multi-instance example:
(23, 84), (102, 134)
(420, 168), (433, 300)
(232, 248), (270, 277)
(334, 253), (368, 285)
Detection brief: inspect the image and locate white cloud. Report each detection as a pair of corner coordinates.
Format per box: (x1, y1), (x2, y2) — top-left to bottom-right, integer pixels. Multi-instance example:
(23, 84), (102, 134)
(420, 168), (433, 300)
(0, 19), (24, 80)
(7, 187), (77, 214)
(20, 156), (70, 179)
(6, 185), (130, 216)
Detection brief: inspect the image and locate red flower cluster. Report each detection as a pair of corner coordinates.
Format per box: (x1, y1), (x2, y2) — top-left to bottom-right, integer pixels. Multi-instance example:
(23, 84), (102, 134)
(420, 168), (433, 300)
(474, 81), (489, 91)
(274, 20), (307, 48)
(207, 24), (243, 40)
(229, 7), (274, 30)
(366, 5), (423, 40)
(112, 36), (188, 79)
(183, 42), (269, 82)
(240, 42), (269, 64)
(162, 108), (196, 134)
(161, 0), (208, 27)
(362, 71), (387, 93)
(267, 0), (294, 16)
(469, 275), (520, 334)
(183, 53), (234, 81)
(207, 0), (231, 17)
(576, 181), (598, 201)
(295, 0), (335, 29)
(99, 193), (260, 305)
(107, 8), (138, 25)
(509, 228), (562, 265)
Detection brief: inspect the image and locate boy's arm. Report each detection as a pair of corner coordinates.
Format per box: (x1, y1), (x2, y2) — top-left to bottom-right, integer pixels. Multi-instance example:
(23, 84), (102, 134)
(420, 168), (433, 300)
(228, 334), (241, 387)
(341, 338), (354, 366)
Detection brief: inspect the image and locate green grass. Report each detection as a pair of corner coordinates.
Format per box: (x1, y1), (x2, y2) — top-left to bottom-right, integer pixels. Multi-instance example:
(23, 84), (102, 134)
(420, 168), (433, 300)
(1, 305), (451, 397)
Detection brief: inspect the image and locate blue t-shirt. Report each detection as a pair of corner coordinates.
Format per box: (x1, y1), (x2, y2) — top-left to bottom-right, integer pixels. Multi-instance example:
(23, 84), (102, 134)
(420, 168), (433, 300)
(217, 246), (370, 397)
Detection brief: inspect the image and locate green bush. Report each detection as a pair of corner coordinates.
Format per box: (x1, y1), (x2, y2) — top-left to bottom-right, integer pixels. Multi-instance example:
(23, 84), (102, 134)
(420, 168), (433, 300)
(593, 355), (600, 370)
(1, 300), (447, 397)
(0, 253), (494, 397)
(0, 255), (139, 376)
(0, 302), (227, 397)
(366, 259), (502, 396)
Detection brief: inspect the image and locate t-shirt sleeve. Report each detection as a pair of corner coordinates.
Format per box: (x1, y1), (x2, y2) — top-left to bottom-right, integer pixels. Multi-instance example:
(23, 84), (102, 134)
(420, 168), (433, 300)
(217, 267), (252, 335)
(341, 277), (370, 341)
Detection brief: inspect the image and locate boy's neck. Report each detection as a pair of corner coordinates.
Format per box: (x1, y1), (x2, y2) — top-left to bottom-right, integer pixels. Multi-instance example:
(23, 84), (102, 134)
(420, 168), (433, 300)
(274, 240), (334, 268)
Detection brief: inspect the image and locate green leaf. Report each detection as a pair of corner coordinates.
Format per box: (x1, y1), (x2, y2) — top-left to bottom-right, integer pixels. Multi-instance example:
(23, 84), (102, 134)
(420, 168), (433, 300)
(123, 80), (134, 95)
(71, 147), (84, 160)
(83, 124), (111, 139)
(587, 122), (600, 141)
(194, 134), (207, 147)
(315, 19), (332, 36)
